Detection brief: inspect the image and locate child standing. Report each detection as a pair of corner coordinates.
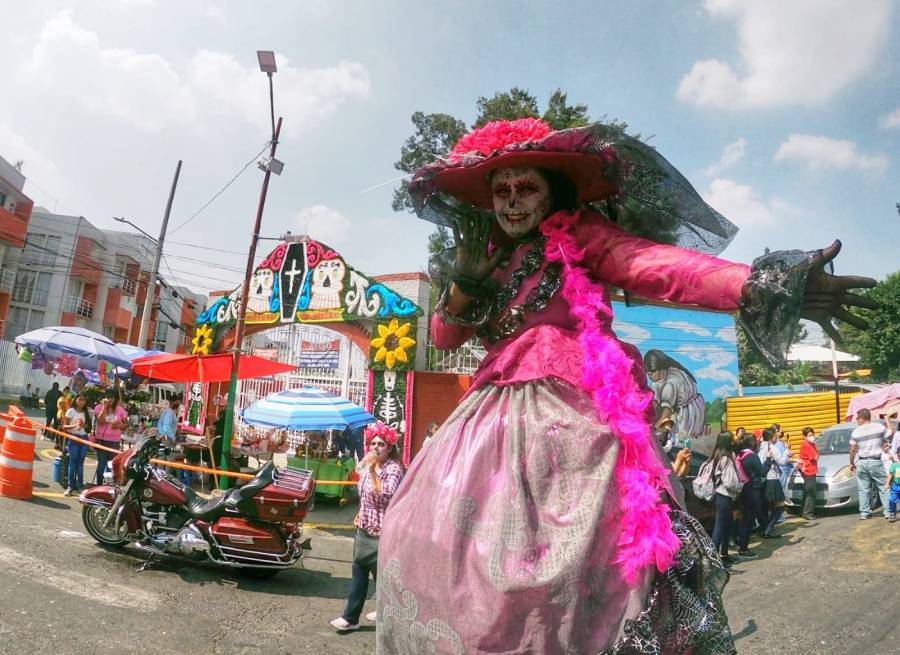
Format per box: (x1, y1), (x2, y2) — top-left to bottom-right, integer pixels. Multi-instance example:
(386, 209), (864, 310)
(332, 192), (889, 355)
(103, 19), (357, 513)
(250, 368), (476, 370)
(62, 394), (92, 496)
(884, 446), (900, 523)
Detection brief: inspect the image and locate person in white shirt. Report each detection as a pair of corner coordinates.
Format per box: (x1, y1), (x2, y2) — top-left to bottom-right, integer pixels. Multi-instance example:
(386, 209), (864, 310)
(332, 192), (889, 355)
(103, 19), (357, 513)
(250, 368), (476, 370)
(849, 408), (892, 519)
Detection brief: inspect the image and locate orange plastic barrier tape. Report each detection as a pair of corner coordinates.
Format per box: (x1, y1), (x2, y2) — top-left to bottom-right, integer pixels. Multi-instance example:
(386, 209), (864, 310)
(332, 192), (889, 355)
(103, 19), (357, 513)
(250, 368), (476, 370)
(35, 421), (357, 485)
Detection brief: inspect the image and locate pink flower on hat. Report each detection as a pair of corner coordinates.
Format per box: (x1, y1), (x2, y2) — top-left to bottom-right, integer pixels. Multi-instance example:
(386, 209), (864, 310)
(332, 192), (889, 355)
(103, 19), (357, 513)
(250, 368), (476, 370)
(449, 118), (553, 161)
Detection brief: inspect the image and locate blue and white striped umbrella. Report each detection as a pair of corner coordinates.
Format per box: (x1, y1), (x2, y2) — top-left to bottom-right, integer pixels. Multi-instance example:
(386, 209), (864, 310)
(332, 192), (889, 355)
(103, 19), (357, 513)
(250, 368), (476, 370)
(241, 387), (375, 431)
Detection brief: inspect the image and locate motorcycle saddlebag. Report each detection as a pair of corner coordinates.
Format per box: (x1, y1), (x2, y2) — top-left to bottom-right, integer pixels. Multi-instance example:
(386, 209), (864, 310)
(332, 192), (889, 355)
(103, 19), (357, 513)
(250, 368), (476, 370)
(210, 517), (286, 554)
(248, 467), (315, 521)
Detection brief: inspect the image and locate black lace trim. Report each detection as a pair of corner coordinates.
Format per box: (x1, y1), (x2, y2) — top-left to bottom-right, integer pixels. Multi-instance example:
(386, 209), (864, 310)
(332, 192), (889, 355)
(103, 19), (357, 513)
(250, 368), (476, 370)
(601, 510), (736, 655)
(738, 249), (817, 368)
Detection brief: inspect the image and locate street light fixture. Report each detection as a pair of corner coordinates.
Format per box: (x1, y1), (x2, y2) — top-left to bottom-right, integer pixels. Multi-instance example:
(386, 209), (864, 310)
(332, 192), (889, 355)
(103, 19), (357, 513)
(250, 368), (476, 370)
(257, 50), (277, 140)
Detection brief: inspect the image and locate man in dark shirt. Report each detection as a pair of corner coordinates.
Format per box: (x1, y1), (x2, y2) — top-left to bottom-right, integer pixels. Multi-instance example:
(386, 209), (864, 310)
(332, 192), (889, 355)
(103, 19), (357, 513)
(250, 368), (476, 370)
(43, 382), (62, 438)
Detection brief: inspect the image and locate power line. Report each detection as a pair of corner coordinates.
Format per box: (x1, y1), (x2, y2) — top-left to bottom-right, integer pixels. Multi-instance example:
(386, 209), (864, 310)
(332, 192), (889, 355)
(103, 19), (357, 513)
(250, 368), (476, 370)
(168, 139), (272, 235)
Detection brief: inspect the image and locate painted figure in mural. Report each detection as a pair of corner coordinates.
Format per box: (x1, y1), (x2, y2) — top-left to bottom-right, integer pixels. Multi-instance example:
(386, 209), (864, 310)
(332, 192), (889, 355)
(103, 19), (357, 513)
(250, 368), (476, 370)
(376, 118), (877, 654)
(373, 370), (402, 433)
(309, 256), (347, 310)
(185, 382), (204, 432)
(644, 349), (706, 441)
(247, 267), (276, 314)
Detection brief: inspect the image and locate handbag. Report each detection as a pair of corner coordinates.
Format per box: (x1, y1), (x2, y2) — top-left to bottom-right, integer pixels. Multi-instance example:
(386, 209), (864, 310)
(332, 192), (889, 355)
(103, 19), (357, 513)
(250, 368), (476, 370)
(352, 528), (379, 570)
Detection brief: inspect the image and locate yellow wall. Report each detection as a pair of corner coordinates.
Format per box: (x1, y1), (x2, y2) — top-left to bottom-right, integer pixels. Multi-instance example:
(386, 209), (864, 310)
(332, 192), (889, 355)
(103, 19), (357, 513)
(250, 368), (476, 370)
(726, 391), (859, 452)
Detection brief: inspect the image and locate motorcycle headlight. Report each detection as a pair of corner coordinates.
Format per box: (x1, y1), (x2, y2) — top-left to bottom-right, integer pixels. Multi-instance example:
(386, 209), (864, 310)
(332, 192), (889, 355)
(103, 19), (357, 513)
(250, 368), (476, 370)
(832, 466), (854, 483)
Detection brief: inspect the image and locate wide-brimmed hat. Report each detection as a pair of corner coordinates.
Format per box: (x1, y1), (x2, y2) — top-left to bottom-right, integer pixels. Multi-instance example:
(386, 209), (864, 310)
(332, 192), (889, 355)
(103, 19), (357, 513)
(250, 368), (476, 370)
(410, 118), (740, 255)
(420, 118), (620, 210)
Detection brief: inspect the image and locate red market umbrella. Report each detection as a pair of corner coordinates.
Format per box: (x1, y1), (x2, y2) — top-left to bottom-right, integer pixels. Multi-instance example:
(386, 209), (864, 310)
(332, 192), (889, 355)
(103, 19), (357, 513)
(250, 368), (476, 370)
(130, 352), (295, 383)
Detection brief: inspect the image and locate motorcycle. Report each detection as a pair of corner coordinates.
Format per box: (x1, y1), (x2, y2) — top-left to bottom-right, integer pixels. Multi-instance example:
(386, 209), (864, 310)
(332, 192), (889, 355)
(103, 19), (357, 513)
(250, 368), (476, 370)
(78, 432), (315, 577)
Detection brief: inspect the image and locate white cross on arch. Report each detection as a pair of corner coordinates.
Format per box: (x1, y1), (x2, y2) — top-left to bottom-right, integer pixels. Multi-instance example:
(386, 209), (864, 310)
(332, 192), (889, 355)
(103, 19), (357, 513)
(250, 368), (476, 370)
(284, 258), (304, 293)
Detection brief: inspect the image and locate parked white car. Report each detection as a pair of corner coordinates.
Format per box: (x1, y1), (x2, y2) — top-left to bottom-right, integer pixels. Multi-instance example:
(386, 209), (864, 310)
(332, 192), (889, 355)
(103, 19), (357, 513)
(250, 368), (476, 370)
(785, 420), (892, 511)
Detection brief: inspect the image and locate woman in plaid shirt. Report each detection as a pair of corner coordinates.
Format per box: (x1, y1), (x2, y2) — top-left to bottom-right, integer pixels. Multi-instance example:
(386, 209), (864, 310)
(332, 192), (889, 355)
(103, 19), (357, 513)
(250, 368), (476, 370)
(330, 422), (404, 632)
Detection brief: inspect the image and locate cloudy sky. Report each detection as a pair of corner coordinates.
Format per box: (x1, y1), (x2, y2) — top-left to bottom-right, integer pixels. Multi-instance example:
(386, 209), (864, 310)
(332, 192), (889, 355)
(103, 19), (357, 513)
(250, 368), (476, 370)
(2, 1), (898, 321)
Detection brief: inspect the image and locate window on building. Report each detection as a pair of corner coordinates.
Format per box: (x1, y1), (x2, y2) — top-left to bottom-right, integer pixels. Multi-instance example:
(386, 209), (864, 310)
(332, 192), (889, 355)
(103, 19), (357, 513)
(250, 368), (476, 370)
(152, 319), (169, 351)
(12, 270), (36, 303)
(22, 234), (62, 267)
(33, 272), (52, 306)
(5, 306), (28, 341)
(0, 192), (7, 209)
(12, 270), (52, 305)
(5, 306), (45, 341)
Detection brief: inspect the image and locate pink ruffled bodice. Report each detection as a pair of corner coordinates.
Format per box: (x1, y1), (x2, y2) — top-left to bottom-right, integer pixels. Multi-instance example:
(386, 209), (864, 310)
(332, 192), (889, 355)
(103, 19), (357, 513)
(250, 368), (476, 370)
(431, 209), (750, 393)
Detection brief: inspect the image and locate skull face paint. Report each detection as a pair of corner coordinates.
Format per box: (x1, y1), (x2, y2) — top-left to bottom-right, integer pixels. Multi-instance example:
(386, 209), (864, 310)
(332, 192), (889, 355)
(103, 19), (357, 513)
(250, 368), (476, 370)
(491, 167), (552, 238)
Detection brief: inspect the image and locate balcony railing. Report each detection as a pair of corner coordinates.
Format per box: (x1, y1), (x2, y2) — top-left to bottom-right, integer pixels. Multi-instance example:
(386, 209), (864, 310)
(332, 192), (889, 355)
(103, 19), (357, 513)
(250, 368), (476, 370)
(64, 295), (95, 318)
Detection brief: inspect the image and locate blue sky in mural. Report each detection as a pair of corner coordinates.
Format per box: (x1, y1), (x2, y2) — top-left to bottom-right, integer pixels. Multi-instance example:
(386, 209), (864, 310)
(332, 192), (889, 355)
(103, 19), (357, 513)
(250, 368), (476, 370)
(612, 301), (739, 402)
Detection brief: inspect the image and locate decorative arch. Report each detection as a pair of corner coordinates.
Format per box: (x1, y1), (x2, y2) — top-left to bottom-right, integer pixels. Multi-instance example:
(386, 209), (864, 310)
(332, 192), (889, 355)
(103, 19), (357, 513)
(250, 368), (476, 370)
(191, 235), (424, 457)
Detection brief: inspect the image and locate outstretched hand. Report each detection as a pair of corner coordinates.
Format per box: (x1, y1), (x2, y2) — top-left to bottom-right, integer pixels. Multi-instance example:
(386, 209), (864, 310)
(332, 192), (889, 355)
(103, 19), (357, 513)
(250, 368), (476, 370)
(451, 211), (506, 283)
(801, 240), (878, 343)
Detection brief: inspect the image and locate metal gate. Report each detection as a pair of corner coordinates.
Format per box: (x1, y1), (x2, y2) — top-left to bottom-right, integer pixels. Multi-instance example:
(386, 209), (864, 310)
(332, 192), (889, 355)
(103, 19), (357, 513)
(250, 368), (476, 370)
(236, 324), (369, 412)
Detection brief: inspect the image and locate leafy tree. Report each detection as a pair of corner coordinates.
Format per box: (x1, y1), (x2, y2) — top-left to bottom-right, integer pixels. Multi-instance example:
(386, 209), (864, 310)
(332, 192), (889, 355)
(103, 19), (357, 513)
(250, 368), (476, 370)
(541, 90), (591, 130)
(473, 87), (540, 127)
(839, 271), (900, 381)
(392, 112), (467, 214)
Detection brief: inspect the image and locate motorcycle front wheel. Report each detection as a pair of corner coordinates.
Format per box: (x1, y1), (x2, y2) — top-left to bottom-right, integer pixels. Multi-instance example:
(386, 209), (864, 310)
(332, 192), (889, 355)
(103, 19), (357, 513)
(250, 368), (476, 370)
(82, 505), (129, 546)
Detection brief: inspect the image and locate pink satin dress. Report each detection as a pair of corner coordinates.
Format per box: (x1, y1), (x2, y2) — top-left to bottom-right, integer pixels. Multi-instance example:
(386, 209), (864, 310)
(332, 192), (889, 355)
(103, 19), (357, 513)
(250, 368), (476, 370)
(377, 210), (749, 654)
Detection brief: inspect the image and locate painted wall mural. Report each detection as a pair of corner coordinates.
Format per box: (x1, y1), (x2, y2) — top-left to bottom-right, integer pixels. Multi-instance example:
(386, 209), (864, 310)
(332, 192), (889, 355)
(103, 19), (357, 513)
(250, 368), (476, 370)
(611, 300), (739, 451)
(194, 236), (423, 371)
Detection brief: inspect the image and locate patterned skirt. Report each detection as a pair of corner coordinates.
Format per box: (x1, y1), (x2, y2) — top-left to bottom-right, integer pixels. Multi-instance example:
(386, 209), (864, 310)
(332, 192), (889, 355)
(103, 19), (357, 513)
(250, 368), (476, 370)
(376, 379), (735, 654)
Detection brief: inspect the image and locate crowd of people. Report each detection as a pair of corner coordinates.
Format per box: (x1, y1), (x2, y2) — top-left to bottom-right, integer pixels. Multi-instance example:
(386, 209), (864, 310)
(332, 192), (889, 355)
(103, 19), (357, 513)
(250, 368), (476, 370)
(700, 424), (803, 565)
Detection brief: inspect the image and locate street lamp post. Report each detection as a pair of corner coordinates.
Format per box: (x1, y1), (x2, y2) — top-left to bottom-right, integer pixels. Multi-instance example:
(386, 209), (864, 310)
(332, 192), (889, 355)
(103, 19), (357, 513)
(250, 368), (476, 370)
(218, 52), (282, 488)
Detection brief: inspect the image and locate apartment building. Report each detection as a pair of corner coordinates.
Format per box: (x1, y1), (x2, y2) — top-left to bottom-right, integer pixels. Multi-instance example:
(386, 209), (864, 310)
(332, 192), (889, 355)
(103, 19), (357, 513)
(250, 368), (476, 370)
(4, 210), (205, 352)
(0, 155), (34, 339)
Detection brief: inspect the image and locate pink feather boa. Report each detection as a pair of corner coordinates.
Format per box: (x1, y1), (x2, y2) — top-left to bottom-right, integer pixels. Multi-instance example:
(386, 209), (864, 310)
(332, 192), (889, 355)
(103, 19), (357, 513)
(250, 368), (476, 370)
(540, 211), (681, 586)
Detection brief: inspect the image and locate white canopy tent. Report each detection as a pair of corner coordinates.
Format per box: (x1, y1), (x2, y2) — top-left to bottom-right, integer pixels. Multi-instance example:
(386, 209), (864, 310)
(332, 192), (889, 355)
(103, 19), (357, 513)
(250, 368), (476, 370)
(787, 344), (859, 363)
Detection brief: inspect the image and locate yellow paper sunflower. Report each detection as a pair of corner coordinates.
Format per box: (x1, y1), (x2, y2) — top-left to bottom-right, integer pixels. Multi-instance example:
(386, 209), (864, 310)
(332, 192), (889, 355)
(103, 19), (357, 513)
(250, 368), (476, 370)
(370, 318), (416, 369)
(191, 324), (214, 355)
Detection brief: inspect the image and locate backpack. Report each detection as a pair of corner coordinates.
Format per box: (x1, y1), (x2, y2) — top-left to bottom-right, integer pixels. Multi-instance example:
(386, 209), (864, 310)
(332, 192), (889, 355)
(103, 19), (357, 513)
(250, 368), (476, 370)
(734, 451), (751, 485)
(692, 459), (717, 502)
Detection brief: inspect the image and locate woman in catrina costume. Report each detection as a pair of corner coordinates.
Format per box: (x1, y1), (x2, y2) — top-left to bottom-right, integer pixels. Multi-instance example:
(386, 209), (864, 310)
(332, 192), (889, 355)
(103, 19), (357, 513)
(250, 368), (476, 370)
(376, 118), (876, 654)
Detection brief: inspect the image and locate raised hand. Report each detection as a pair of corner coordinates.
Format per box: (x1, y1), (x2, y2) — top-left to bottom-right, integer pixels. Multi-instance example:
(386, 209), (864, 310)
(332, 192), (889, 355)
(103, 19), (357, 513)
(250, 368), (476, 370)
(450, 210), (506, 284)
(801, 240), (878, 343)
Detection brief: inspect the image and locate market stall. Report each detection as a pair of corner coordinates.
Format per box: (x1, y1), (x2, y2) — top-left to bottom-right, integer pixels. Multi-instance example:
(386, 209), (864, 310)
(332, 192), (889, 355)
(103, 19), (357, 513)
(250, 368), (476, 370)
(240, 387), (374, 504)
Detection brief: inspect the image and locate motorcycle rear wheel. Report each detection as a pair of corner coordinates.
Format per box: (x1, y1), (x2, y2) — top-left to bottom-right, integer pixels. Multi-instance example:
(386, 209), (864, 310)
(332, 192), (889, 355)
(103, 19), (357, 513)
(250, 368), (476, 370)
(82, 505), (129, 546)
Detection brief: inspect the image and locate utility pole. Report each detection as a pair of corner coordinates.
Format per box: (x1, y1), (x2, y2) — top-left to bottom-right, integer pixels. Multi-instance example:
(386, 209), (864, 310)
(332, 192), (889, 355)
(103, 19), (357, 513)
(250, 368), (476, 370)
(219, 118), (282, 487)
(137, 160), (182, 349)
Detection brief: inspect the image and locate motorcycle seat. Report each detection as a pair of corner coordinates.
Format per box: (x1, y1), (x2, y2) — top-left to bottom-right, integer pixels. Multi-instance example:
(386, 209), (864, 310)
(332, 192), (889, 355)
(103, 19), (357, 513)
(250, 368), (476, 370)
(182, 486), (229, 522)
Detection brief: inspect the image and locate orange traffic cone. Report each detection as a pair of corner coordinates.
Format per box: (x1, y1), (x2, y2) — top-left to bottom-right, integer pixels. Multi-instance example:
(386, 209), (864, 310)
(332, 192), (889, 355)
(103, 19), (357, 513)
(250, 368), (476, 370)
(0, 417), (37, 499)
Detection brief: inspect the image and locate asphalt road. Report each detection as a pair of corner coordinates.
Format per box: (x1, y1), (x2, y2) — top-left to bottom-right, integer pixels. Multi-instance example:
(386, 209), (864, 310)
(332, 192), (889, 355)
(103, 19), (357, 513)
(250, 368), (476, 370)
(2, 430), (899, 654)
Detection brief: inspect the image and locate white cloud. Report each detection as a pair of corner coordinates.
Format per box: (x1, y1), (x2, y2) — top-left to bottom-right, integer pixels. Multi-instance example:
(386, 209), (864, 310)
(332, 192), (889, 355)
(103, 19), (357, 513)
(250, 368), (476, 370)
(773, 134), (888, 172)
(675, 344), (738, 384)
(294, 205), (352, 246)
(21, 11), (369, 136)
(0, 124), (70, 210)
(659, 321), (711, 337)
(879, 107), (900, 129)
(702, 178), (775, 228)
(677, 0), (891, 109)
(612, 320), (651, 345)
(712, 383), (737, 398)
(715, 326), (737, 343)
(705, 137), (746, 176)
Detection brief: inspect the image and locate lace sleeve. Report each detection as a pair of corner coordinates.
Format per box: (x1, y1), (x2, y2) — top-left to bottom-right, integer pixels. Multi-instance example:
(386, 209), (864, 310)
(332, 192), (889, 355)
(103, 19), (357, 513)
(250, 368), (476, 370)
(738, 248), (818, 368)
(428, 248), (493, 327)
